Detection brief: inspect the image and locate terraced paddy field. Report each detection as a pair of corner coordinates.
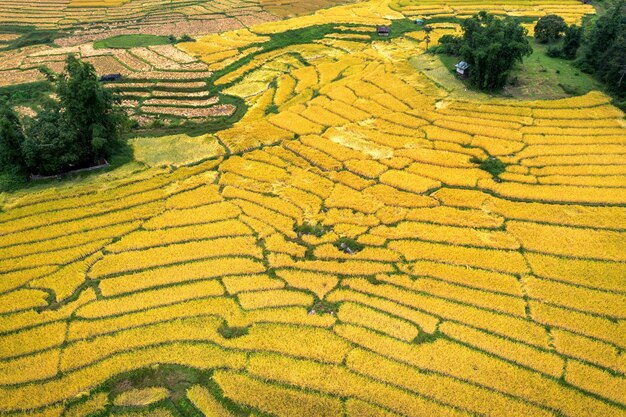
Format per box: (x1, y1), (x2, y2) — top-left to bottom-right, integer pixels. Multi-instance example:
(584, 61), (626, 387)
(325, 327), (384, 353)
(1, 0), (625, 416)
(0, 0), (358, 48)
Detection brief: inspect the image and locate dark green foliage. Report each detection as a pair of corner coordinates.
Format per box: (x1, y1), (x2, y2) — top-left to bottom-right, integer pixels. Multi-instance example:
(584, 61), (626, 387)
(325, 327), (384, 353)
(334, 237), (364, 254)
(0, 101), (26, 174)
(21, 105), (66, 174)
(217, 323), (249, 339)
(294, 222), (327, 237)
(434, 34), (463, 54)
(579, 0), (626, 98)
(177, 34), (195, 43)
(546, 45), (562, 58)
(562, 24), (582, 59)
(0, 81), (53, 106)
(16, 56), (126, 175)
(473, 156), (506, 178)
(534, 14), (568, 43)
(439, 11), (532, 91)
(265, 104), (279, 115)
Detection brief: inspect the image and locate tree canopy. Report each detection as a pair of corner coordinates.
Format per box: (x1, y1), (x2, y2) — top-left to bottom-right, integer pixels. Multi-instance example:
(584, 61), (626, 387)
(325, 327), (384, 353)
(561, 24), (582, 59)
(0, 101), (26, 175)
(534, 14), (568, 43)
(0, 55), (125, 178)
(439, 11), (532, 91)
(579, 0), (626, 98)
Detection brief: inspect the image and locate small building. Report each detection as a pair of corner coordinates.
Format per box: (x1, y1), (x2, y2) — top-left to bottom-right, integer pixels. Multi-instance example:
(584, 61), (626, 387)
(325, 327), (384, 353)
(99, 73), (122, 82)
(377, 26), (390, 37)
(455, 61), (470, 77)
(414, 18), (424, 25)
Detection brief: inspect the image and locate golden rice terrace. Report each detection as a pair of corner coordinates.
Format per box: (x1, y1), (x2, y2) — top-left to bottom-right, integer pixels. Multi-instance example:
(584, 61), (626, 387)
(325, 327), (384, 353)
(0, 0), (625, 416)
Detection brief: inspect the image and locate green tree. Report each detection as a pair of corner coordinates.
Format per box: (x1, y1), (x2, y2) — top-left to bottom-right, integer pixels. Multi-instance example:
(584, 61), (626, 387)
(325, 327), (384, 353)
(56, 55), (123, 163)
(20, 55), (126, 175)
(561, 24), (582, 59)
(0, 100), (26, 174)
(534, 14), (568, 43)
(22, 105), (68, 174)
(436, 34), (463, 55)
(580, 0), (626, 97)
(445, 11), (532, 91)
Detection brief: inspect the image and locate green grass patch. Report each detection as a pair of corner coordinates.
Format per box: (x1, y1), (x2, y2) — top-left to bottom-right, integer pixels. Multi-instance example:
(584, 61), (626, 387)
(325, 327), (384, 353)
(94, 34), (172, 49)
(413, 331), (439, 344)
(505, 40), (602, 98)
(217, 323), (249, 339)
(129, 132), (224, 168)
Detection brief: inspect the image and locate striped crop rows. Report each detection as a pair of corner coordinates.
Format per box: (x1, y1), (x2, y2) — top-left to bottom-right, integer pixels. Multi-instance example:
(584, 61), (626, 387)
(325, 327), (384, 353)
(0, 0), (624, 416)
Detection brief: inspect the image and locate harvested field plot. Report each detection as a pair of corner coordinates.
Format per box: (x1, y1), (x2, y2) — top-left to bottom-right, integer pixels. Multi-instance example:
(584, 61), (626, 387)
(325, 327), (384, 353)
(0, 0), (625, 416)
(0, 42), (234, 126)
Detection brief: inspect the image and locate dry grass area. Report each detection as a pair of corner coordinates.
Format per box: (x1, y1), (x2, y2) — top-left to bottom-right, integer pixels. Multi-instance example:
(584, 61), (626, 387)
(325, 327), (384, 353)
(0, 0), (625, 416)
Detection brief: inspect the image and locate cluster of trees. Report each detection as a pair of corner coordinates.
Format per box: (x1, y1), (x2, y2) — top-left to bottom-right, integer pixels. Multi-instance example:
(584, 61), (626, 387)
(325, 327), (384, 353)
(437, 11), (532, 91)
(535, 1), (625, 98)
(0, 56), (125, 179)
(436, 3), (625, 98)
(579, 0), (626, 98)
(534, 14), (582, 59)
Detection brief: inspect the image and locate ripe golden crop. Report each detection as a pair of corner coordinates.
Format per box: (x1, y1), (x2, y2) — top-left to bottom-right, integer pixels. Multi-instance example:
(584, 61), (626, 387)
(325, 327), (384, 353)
(0, 0), (625, 414)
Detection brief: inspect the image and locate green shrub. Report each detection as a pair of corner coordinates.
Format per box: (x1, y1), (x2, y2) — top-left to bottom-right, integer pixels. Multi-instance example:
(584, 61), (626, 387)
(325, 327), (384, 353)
(333, 237), (364, 254)
(472, 156), (506, 178)
(546, 45), (562, 58)
(294, 222), (327, 237)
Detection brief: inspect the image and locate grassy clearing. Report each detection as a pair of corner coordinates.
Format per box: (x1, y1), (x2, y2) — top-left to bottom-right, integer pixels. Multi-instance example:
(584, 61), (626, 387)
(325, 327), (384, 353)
(505, 41), (602, 98)
(94, 34), (172, 49)
(418, 40), (601, 100)
(130, 133), (224, 167)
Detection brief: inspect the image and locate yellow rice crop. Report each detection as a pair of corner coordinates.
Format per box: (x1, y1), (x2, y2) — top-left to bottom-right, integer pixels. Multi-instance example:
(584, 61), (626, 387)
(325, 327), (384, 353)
(0, 0), (624, 414)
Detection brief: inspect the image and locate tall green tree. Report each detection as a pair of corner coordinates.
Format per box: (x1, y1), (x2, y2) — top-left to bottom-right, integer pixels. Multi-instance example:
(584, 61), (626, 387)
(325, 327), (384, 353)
(21, 56), (125, 175)
(22, 105), (68, 174)
(56, 55), (123, 163)
(580, 1), (624, 70)
(451, 11), (532, 91)
(0, 100), (26, 174)
(562, 24), (582, 59)
(580, 0), (626, 97)
(534, 14), (568, 43)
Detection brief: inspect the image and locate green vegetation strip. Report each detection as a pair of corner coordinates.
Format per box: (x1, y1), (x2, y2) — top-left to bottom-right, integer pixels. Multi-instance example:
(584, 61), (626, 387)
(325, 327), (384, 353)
(94, 34), (173, 49)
